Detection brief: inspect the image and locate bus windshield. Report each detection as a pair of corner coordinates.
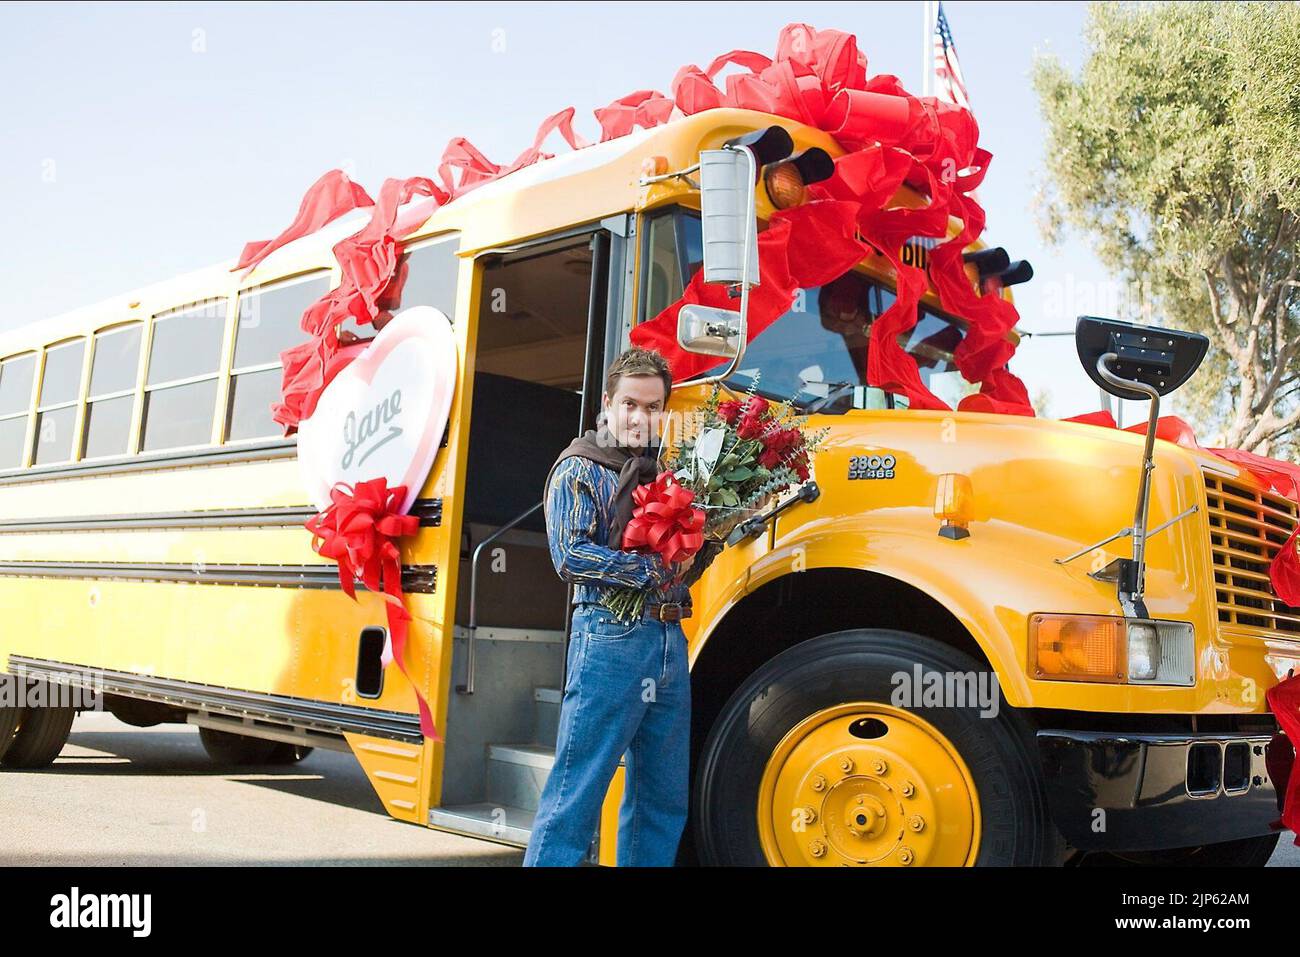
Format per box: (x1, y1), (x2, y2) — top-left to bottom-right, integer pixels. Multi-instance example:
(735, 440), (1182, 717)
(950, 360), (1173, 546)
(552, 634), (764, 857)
(641, 207), (980, 413)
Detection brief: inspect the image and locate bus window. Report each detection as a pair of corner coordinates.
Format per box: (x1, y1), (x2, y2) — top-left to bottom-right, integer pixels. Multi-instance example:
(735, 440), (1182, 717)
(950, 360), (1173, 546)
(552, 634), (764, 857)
(82, 324), (142, 459)
(337, 236), (460, 342)
(228, 272), (329, 442)
(644, 207), (979, 412)
(141, 299), (226, 452)
(0, 352), (36, 469)
(641, 208), (702, 324)
(32, 339), (85, 465)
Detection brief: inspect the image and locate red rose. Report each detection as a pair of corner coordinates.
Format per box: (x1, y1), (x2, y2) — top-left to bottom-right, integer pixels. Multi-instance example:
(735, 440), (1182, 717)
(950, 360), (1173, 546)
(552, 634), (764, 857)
(743, 395), (769, 417)
(717, 400), (743, 424)
(737, 414), (765, 440)
(761, 426), (799, 454)
(758, 446), (783, 469)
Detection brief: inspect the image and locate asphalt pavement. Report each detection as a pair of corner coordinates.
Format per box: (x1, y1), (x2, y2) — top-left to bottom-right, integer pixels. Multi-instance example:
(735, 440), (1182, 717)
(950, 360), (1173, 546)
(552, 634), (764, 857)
(1, 710), (1295, 867)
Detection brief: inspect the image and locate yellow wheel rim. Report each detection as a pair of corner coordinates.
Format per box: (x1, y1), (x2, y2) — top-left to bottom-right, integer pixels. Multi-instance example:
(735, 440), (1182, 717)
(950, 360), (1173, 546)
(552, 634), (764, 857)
(757, 702), (981, 866)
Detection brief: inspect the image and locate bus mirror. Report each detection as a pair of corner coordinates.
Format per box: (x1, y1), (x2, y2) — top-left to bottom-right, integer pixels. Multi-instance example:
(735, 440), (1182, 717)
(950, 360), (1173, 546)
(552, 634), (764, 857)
(677, 303), (742, 358)
(1076, 316), (1207, 401)
(1072, 315), (1210, 619)
(699, 148), (760, 287)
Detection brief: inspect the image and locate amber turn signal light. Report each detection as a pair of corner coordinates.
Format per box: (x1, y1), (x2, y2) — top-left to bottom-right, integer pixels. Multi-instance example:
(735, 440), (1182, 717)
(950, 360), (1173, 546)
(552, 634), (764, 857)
(762, 147), (836, 209)
(1029, 614), (1125, 683)
(641, 155), (670, 178)
(764, 161), (808, 209)
(934, 472), (972, 540)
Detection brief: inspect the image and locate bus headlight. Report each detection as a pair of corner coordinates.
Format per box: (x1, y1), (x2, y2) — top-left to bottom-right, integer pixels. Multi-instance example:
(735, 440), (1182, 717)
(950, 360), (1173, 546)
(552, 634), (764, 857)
(1127, 619), (1195, 686)
(1030, 614), (1195, 686)
(1127, 621), (1159, 681)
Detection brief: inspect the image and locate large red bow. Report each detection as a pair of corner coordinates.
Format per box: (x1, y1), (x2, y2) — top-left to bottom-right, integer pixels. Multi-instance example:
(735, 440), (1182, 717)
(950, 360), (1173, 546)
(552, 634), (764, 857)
(620, 472), (706, 566)
(305, 477), (439, 741)
(630, 25), (1035, 416)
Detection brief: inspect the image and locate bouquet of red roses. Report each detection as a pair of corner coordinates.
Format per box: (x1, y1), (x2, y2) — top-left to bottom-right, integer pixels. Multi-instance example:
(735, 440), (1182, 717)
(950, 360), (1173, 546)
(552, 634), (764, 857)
(602, 376), (826, 622)
(668, 376), (828, 540)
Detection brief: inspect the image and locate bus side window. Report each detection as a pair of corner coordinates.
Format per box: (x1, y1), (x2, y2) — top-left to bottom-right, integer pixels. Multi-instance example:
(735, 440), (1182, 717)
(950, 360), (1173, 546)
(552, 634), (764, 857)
(337, 236), (459, 342)
(32, 338), (86, 466)
(140, 299), (226, 452)
(0, 352), (36, 469)
(83, 324), (142, 459)
(227, 272), (330, 442)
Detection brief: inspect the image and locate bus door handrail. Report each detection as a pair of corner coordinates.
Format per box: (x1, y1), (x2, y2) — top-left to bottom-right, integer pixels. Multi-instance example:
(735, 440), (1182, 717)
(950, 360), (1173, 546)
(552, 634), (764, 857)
(456, 500), (545, 695)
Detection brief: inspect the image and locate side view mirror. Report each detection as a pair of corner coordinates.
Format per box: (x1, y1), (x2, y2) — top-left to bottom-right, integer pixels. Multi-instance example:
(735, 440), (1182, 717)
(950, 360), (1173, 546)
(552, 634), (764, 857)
(676, 304), (742, 358)
(677, 147), (759, 361)
(699, 148), (760, 286)
(1076, 315), (1208, 401)
(1068, 315), (1210, 621)
(675, 126), (830, 374)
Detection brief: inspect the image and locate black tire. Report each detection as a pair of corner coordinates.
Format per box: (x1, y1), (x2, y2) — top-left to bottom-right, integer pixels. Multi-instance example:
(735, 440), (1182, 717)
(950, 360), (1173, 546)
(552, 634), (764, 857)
(0, 705), (20, 762)
(198, 727), (282, 765)
(1, 695), (76, 770)
(694, 628), (1066, 866)
(1080, 833), (1280, 867)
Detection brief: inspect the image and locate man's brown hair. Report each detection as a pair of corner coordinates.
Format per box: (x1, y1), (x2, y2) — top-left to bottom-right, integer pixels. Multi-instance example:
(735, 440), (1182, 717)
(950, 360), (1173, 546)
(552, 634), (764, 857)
(605, 346), (673, 403)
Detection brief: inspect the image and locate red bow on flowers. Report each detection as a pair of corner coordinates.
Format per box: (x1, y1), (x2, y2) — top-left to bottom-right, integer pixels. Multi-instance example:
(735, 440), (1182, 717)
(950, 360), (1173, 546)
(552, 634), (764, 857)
(620, 472), (706, 566)
(305, 477), (440, 742)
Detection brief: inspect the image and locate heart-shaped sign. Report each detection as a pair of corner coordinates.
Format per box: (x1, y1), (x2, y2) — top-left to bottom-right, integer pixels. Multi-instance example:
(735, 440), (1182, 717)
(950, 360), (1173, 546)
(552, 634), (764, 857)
(297, 305), (458, 514)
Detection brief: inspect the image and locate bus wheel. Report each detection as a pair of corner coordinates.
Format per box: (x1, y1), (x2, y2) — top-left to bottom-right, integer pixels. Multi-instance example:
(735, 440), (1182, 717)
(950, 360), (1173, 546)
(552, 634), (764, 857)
(693, 628), (1065, 866)
(198, 727), (282, 765)
(1081, 833), (1280, 867)
(1, 700), (76, 769)
(0, 704), (21, 762)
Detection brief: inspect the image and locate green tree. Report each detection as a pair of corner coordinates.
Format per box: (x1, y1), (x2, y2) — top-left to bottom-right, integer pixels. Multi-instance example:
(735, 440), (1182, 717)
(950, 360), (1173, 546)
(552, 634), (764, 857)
(1033, 1), (1300, 454)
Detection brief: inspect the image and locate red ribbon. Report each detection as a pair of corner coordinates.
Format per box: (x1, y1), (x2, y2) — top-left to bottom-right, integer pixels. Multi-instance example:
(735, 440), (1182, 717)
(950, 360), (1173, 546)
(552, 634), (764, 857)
(620, 472), (706, 566)
(1265, 672), (1300, 845)
(232, 169), (374, 276)
(630, 24), (1035, 415)
(240, 23), (1037, 436)
(305, 477), (439, 742)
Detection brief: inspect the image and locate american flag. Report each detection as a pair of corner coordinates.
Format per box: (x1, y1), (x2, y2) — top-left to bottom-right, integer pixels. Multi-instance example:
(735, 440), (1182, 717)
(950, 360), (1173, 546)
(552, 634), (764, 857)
(932, 2), (972, 113)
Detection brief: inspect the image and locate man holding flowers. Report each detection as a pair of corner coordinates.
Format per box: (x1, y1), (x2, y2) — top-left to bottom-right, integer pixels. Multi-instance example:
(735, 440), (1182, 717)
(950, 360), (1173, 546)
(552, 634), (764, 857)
(523, 347), (724, 867)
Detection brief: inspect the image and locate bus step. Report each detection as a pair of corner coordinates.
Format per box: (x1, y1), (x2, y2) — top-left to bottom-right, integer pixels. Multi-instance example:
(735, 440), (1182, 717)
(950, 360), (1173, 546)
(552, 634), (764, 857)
(533, 686), (561, 746)
(428, 802), (535, 845)
(487, 742), (555, 812)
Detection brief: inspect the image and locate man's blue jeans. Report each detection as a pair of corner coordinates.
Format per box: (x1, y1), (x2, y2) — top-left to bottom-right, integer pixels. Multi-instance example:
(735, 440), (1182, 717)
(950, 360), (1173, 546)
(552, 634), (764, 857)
(523, 602), (691, 866)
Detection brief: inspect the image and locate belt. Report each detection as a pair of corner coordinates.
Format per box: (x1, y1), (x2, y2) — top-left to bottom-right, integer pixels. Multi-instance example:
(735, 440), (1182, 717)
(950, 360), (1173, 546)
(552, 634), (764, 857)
(643, 601), (691, 622)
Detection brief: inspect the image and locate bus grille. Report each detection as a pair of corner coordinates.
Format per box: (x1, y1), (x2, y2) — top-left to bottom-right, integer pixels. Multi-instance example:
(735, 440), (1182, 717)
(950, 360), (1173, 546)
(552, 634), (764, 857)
(1203, 472), (1300, 636)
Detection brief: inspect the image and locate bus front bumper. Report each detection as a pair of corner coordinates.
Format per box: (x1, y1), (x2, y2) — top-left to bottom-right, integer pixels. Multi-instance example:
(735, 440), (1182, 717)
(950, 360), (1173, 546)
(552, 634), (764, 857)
(1036, 729), (1289, 852)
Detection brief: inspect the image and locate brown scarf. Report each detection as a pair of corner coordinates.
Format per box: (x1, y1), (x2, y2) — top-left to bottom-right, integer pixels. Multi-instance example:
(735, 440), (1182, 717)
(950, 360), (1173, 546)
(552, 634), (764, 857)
(542, 422), (661, 549)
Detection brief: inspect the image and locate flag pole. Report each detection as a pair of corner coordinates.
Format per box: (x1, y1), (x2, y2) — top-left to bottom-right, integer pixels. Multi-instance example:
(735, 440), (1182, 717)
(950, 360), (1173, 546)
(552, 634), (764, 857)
(921, 0), (931, 96)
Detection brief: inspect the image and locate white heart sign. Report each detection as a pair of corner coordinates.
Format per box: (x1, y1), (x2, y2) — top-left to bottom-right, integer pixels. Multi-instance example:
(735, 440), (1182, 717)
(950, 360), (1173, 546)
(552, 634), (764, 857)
(297, 305), (458, 514)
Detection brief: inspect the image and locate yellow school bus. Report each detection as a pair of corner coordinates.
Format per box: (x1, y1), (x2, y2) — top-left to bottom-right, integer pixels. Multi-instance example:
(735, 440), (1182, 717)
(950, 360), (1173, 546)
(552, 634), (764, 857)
(0, 106), (1294, 866)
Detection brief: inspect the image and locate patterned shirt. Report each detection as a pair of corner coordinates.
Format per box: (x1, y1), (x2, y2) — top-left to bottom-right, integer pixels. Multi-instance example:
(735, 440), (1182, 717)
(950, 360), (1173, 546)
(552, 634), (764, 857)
(544, 454), (725, 609)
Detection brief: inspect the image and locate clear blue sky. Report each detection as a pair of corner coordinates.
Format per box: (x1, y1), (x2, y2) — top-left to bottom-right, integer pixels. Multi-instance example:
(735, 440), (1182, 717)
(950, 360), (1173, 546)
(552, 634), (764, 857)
(1, 0), (1151, 421)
